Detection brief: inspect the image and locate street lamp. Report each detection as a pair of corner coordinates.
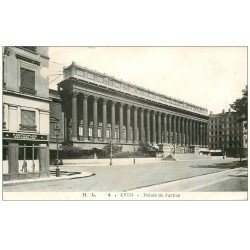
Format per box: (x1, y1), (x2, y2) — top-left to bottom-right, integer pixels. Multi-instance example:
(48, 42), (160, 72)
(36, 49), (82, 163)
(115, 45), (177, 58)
(54, 122), (61, 177)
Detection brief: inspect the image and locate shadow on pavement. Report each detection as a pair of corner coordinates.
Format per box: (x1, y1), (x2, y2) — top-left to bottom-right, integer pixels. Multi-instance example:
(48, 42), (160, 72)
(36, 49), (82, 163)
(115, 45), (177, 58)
(191, 160), (248, 170)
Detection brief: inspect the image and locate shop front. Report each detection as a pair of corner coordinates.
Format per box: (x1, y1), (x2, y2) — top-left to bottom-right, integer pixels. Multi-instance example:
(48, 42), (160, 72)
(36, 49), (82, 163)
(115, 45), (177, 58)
(3, 132), (50, 181)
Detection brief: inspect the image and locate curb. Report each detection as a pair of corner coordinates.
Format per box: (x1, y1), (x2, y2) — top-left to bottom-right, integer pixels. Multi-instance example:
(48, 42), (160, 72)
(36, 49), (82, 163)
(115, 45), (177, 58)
(3, 172), (94, 186)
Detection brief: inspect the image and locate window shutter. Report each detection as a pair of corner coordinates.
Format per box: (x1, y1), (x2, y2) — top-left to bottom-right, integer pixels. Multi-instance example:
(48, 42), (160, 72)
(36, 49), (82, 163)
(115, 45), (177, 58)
(21, 68), (35, 90)
(21, 110), (36, 126)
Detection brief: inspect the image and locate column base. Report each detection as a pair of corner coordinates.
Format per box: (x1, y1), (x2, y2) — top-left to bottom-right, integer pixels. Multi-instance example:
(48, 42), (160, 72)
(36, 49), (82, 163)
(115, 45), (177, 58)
(72, 137), (78, 141)
(93, 138), (99, 143)
(83, 137), (89, 142)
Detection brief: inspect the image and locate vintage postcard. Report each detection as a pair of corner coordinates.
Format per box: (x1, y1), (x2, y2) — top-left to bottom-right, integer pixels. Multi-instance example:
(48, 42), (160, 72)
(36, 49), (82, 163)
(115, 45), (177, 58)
(2, 46), (248, 200)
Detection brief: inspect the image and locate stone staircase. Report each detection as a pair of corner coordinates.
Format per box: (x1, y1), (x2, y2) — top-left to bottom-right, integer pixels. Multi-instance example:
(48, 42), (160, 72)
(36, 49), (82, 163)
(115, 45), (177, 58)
(168, 153), (211, 161)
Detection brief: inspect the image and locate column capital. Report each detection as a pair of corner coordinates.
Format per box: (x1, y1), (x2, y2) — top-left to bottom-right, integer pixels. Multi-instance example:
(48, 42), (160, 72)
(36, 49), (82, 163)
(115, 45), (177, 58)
(112, 100), (117, 106)
(93, 96), (99, 102)
(83, 94), (89, 100)
(70, 90), (79, 97)
(133, 105), (138, 111)
(102, 98), (109, 104)
(146, 109), (151, 114)
(127, 104), (131, 109)
(120, 102), (125, 107)
(157, 111), (161, 116)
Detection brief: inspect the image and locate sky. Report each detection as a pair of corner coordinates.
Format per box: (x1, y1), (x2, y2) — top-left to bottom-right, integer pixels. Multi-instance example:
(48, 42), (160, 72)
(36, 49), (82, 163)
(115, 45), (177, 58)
(45, 47), (247, 114)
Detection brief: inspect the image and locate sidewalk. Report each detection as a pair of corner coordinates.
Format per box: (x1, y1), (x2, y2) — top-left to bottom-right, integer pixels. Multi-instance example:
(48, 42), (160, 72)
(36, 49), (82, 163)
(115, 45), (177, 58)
(56, 156), (237, 167)
(130, 167), (246, 192)
(3, 171), (94, 186)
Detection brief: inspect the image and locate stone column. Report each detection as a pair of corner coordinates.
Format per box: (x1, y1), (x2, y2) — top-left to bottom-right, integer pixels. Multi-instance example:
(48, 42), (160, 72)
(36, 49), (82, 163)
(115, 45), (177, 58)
(83, 94), (89, 142)
(205, 122), (209, 147)
(8, 142), (19, 179)
(185, 118), (189, 146)
(157, 112), (162, 144)
(71, 91), (78, 141)
(163, 114), (167, 143)
(168, 114), (172, 143)
(202, 122), (206, 146)
(199, 122), (202, 146)
(39, 146), (50, 177)
(192, 120), (196, 145)
(93, 96), (99, 142)
(146, 110), (151, 144)
(102, 99), (107, 142)
(189, 119), (192, 145)
(196, 121), (199, 146)
(152, 111), (156, 145)
(173, 115), (176, 144)
(177, 116), (180, 145)
(140, 108), (145, 142)
(119, 103), (124, 143)
(193, 121), (197, 145)
(181, 117), (185, 146)
(126, 105), (131, 143)
(134, 106), (138, 143)
(111, 101), (116, 141)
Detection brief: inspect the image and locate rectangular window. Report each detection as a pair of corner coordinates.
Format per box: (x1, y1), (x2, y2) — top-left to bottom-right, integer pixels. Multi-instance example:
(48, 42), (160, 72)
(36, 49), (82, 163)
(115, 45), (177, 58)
(89, 128), (93, 137)
(98, 128), (102, 138)
(106, 129), (110, 138)
(20, 67), (36, 95)
(20, 110), (36, 131)
(115, 130), (119, 139)
(79, 126), (83, 136)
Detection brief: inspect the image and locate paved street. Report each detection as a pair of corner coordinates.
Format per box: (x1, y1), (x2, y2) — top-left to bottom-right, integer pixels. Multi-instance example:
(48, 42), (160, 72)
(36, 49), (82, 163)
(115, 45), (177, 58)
(3, 158), (247, 192)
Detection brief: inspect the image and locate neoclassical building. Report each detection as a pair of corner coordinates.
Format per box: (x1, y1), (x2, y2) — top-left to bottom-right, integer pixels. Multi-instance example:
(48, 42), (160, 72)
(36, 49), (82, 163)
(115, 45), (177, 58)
(50, 62), (209, 152)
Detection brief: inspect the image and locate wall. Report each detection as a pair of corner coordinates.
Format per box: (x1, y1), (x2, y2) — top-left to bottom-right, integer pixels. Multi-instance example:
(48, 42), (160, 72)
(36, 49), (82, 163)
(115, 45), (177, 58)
(3, 46), (49, 99)
(3, 95), (50, 135)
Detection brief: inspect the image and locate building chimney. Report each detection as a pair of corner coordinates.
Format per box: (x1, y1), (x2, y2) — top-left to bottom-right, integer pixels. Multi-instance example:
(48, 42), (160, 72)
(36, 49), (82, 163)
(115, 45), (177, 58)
(222, 109), (225, 114)
(228, 108), (231, 112)
(210, 111), (213, 115)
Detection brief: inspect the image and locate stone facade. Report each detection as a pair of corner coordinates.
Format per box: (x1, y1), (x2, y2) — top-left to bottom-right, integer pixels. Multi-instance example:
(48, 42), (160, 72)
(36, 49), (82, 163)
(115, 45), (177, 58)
(209, 109), (247, 156)
(50, 62), (209, 151)
(2, 46), (50, 180)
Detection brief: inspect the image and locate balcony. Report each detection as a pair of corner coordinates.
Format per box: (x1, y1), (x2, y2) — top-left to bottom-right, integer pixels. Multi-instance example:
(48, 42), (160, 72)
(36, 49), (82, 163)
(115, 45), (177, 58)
(19, 124), (37, 131)
(19, 86), (37, 95)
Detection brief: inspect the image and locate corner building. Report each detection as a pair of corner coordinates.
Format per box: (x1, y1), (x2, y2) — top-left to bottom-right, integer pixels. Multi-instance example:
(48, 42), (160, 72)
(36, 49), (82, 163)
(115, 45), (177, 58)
(52, 62), (209, 151)
(2, 46), (50, 180)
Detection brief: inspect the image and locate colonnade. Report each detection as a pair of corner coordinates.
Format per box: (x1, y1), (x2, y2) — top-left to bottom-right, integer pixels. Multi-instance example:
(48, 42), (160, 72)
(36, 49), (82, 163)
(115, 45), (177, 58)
(69, 91), (209, 147)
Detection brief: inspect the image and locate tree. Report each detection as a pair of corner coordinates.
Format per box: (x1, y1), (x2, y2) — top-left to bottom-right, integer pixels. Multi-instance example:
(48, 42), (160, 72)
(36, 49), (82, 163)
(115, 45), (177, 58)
(230, 85), (248, 128)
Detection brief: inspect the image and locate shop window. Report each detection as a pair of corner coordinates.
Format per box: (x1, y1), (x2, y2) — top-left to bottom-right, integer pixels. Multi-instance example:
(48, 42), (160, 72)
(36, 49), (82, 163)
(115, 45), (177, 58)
(20, 110), (36, 131)
(20, 67), (37, 95)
